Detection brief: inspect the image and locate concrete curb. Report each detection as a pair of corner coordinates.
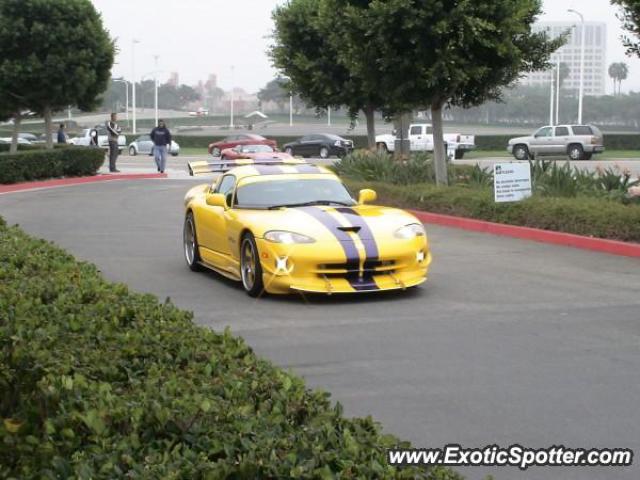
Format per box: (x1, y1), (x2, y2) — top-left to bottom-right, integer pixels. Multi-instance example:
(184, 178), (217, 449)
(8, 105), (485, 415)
(411, 210), (640, 258)
(0, 173), (167, 195)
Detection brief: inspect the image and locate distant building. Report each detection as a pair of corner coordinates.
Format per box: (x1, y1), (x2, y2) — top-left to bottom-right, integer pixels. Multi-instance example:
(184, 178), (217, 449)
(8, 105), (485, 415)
(168, 72), (180, 87)
(521, 21), (607, 97)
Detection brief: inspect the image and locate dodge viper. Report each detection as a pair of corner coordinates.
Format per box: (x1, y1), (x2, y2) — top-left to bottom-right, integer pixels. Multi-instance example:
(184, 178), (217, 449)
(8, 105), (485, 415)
(183, 159), (431, 296)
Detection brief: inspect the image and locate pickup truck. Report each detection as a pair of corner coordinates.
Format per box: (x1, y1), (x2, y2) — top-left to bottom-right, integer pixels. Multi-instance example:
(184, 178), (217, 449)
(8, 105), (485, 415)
(375, 123), (475, 159)
(69, 126), (127, 152)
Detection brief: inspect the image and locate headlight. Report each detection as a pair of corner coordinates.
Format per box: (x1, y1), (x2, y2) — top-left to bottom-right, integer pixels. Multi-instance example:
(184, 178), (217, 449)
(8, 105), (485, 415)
(264, 230), (316, 244)
(334, 140), (342, 146)
(394, 223), (425, 239)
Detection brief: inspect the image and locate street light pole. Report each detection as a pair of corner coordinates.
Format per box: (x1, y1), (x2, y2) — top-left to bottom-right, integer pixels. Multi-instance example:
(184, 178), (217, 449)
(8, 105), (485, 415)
(132, 39), (140, 134)
(113, 79), (130, 129)
(549, 69), (555, 126)
(555, 60), (560, 125)
(230, 65), (235, 128)
(153, 55), (159, 126)
(289, 93), (293, 127)
(568, 9), (585, 124)
(328, 106), (331, 126)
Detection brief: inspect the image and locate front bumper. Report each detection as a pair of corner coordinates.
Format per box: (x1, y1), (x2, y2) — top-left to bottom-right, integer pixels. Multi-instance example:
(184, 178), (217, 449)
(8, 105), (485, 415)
(255, 237), (431, 295)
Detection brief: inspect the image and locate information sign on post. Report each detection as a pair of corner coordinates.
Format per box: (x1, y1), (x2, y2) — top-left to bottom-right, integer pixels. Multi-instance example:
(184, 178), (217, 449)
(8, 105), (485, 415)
(493, 162), (532, 203)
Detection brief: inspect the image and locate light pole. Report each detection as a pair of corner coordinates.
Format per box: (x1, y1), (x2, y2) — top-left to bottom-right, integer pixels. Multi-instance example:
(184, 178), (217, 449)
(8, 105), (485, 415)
(289, 93), (293, 127)
(153, 55), (159, 126)
(549, 68), (555, 126)
(229, 65), (235, 128)
(113, 78), (129, 129)
(132, 39), (140, 134)
(556, 58), (560, 125)
(327, 106), (331, 126)
(568, 9), (585, 124)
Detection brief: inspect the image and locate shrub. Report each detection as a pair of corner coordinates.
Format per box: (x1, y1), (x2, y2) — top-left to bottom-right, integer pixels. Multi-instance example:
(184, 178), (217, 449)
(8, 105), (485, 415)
(0, 219), (459, 479)
(0, 147), (104, 184)
(345, 180), (640, 242)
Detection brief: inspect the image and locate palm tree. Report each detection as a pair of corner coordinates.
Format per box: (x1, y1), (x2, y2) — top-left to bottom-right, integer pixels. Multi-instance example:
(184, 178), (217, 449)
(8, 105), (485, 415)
(608, 62), (629, 95)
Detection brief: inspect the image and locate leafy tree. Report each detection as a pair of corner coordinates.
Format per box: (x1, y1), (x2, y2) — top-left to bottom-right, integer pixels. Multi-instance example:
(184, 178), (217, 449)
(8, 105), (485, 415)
(258, 78), (290, 110)
(0, 0), (114, 149)
(613, 0), (640, 56)
(323, 0), (563, 184)
(270, 0), (385, 148)
(608, 62), (629, 95)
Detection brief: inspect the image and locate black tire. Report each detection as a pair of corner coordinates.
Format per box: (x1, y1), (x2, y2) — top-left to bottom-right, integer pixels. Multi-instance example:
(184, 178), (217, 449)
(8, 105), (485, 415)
(376, 142), (388, 153)
(211, 147), (221, 157)
(568, 144), (584, 161)
(513, 144), (529, 161)
(240, 233), (264, 297)
(183, 212), (203, 272)
(129, 146), (137, 156)
(171, 153), (179, 157)
(454, 150), (464, 160)
(285, 147), (293, 155)
(319, 146), (330, 159)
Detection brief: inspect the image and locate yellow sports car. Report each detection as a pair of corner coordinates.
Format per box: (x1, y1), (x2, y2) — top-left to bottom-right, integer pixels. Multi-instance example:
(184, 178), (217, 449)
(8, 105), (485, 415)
(183, 159), (431, 296)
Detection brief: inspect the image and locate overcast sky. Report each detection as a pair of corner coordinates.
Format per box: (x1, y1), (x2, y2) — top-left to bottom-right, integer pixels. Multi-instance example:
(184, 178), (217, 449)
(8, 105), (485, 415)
(91, 0), (640, 94)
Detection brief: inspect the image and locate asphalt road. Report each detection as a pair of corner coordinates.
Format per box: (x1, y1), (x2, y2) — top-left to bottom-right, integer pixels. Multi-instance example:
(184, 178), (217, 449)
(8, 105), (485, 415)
(1, 179), (639, 480)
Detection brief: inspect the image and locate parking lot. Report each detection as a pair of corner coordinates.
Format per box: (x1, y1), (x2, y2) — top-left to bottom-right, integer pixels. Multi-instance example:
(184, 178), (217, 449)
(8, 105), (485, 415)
(1, 177), (638, 479)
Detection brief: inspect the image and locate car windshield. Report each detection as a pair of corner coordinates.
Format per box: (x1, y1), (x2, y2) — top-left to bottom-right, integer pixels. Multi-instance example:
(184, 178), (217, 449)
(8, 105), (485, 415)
(241, 144), (273, 153)
(235, 178), (355, 209)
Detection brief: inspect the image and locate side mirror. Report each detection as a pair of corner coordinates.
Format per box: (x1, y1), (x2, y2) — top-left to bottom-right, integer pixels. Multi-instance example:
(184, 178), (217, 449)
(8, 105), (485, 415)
(206, 193), (228, 208)
(358, 189), (377, 205)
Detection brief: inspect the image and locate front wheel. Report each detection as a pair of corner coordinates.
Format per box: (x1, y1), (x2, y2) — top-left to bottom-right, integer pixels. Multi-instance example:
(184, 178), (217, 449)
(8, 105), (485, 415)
(240, 233), (264, 297)
(513, 144), (529, 161)
(211, 147), (221, 157)
(454, 150), (464, 160)
(319, 146), (330, 159)
(183, 212), (203, 272)
(129, 146), (137, 156)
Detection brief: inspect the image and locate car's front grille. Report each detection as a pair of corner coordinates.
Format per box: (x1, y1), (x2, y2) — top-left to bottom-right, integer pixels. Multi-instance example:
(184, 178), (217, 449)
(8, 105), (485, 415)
(316, 260), (396, 276)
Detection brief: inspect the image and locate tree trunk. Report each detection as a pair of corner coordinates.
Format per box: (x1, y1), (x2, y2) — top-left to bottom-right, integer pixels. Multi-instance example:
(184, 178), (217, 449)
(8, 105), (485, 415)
(10, 113), (21, 154)
(44, 106), (53, 150)
(364, 106), (376, 150)
(431, 103), (448, 186)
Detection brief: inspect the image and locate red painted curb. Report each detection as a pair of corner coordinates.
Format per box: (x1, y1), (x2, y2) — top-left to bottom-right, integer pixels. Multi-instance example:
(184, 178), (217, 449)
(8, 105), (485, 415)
(0, 173), (167, 195)
(411, 210), (640, 258)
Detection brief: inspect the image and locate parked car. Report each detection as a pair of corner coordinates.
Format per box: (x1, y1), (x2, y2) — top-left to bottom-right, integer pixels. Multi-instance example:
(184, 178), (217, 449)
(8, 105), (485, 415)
(283, 134), (354, 159)
(0, 136), (31, 145)
(128, 134), (180, 156)
(18, 133), (38, 143)
(69, 126), (127, 153)
(221, 144), (291, 161)
(208, 134), (277, 157)
(507, 125), (605, 161)
(375, 123), (475, 159)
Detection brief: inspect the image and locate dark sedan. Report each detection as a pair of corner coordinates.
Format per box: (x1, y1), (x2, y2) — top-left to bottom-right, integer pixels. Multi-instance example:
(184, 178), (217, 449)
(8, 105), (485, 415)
(283, 134), (354, 159)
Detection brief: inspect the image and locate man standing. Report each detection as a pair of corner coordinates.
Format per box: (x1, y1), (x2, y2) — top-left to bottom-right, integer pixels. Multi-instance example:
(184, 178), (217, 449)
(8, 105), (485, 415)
(150, 119), (172, 174)
(57, 123), (67, 144)
(106, 113), (121, 173)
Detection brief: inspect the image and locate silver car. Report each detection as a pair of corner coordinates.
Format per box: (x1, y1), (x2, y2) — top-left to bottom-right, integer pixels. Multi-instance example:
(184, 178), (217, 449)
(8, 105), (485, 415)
(507, 125), (604, 161)
(128, 134), (180, 156)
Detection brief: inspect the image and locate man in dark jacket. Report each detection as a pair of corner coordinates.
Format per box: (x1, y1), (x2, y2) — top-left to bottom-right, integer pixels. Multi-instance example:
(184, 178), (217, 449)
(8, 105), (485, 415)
(106, 113), (121, 172)
(57, 124), (67, 144)
(150, 119), (172, 173)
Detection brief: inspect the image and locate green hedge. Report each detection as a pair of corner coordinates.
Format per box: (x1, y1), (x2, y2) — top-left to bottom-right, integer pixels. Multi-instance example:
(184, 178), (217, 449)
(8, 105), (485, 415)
(345, 180), (640, 243)
(0, 219), (459, 479)
(0, 148), (105, 184)
(475, 133), (640, 151)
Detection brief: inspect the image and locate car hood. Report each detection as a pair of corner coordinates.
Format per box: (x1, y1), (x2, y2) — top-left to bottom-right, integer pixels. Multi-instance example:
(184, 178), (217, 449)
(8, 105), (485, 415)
(508, 136), (531, 145)
(238, 205), (421, 242)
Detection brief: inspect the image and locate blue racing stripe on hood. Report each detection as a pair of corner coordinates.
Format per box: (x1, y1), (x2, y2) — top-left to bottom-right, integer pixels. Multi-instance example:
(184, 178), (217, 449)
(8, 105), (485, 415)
(334, 207), (379, 266)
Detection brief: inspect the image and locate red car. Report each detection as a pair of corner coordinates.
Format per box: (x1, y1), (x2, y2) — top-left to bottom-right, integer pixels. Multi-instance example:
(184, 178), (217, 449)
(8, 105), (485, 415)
(220, 144), (293, 161)
(208, 134), (277, 157)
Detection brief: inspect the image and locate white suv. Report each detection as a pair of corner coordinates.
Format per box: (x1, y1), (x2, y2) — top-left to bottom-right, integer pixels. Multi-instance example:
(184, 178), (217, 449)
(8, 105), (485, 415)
(507, 125), (604, 161)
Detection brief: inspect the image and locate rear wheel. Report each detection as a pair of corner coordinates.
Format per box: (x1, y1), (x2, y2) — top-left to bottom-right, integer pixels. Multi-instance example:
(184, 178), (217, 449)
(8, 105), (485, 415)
(211, 147), (221, 157)
(376, 142), (388, 153)
(240, 233), (264, 297)
(129, 146), (137, 156)
(183, 212), (203, 272)
(568, 144), (584, 161)
(285, 147), (293, 155)
(454, 150), (464, 160)
(513, 144), (529, 161)
(319, 146), (330, 159)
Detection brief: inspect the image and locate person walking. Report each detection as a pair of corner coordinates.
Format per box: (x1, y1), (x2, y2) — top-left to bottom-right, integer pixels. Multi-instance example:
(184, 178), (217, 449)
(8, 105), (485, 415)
(57, 123), (67, 144)
(150, 119), (172, 174)
(106, 113), (121, 173)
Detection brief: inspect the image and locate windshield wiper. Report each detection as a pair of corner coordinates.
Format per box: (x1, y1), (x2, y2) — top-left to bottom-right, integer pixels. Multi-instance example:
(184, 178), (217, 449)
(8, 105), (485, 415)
(268, 200), (353, 210)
